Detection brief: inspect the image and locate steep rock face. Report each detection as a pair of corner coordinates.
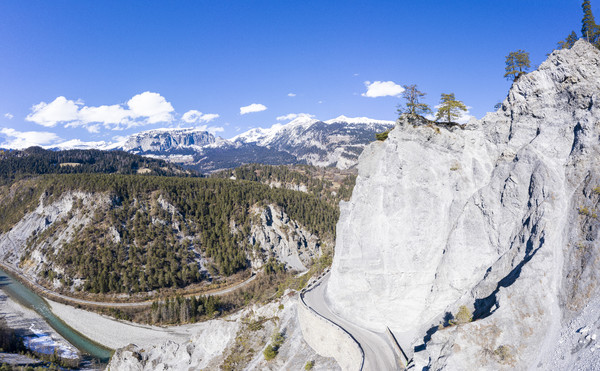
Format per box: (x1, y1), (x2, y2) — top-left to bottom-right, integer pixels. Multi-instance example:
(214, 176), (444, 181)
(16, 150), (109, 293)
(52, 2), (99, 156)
(0, 192), (109, 271)
(326, 40), (600, 368)
(248, 205), (322, 271)
(123, 127), (216, 154)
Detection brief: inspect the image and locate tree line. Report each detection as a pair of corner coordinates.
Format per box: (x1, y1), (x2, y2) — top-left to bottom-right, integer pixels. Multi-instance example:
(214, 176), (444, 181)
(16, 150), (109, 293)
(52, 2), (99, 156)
(211, 163), (357, 207)
(0, 146), (192, 185)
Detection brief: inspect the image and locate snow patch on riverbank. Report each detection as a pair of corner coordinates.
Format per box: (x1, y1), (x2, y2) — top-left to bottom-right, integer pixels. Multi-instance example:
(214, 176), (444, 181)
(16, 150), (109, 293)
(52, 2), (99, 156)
(24, 324), (78, 359)
(0, 290), (79, 360)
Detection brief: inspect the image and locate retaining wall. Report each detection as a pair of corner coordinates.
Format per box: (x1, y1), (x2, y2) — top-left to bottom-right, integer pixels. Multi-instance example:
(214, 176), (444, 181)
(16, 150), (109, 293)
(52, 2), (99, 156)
(298, 273), (364, 371)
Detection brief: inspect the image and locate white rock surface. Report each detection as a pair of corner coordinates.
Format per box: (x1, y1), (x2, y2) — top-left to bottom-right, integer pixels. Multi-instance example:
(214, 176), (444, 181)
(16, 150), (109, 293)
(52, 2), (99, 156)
(326, 40), (600, 368)
(248, 205), (322, 271)
(108, 293), (339, 370)
(0, 191), (106, 271)
(122, 127), (215, 153)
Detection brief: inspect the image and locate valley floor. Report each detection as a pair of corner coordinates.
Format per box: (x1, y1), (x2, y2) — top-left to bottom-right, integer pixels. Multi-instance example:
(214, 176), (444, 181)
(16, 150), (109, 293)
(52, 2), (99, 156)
(47, 299), (197, 350)
(0, 288), (79, 362)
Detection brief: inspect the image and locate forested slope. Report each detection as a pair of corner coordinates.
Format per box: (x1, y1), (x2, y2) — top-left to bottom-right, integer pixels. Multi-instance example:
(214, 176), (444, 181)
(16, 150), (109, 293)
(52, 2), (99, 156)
(1, 173), (338, 296)
(212, 163), (357, 206)
(0, 146), (192, 184)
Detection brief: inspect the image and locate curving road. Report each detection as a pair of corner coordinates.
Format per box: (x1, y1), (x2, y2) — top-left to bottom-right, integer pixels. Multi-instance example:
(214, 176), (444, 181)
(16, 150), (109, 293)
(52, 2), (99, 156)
(0, 261), (257, 308)
(303, 272), (401, 371)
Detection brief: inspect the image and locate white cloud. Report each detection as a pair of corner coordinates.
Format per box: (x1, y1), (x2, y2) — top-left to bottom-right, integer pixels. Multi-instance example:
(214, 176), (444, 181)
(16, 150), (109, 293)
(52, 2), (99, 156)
(112, 135), (128, 143)
(127, 92), (174, 123)
(362, 81), (405, 98)
(26, 96), (79, 127)
(353, 73), (359, 77)
(86, 124), (101, 134)
(287, 93), (296, 97)
(0, 128), (61, 149)
(4, 113), (13, 120)
(207, 126), (224, 134)
(192, 124), (224, 135)
(276, 113), (315, 121)
(240, 103), (267, 115)
(77, 104), (130, 126)
(182, 110), (220, 124)
(25, 92), (177, 131)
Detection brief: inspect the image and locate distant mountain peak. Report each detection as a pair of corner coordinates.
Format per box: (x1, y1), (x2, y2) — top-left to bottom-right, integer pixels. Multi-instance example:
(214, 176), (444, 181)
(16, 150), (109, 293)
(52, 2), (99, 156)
(42, 115), (396, 173)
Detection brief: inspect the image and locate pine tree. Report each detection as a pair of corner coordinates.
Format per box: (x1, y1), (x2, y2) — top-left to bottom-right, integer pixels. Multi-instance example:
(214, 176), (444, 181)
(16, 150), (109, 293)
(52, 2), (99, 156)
(504, 50), (530, 82)
(435, 93), (468, 123)
(397, 84), (431, 119)
(558, 31), (579, 49)
(582, 0), (598, 43)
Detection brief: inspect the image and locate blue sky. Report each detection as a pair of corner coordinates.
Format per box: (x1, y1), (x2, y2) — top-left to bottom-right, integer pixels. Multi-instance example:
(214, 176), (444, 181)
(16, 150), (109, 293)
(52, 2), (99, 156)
(0, 0), (587, 148)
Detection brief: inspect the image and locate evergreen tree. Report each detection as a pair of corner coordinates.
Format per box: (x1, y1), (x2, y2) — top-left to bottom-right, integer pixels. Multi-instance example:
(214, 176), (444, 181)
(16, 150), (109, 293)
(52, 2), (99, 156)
(504, 50), (530, 82)
(435, 93), (468, 123)
(397, 84), (431, 118)
(558, 31), (579, 49)
(582, 0), (598, 43)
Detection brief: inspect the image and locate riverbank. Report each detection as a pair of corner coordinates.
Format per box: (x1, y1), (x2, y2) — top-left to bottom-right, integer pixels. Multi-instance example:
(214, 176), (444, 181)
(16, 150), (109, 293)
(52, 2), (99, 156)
(48, 299), (201, 349)
(0, 260), (256, 309)
(0, 288), (79, 361)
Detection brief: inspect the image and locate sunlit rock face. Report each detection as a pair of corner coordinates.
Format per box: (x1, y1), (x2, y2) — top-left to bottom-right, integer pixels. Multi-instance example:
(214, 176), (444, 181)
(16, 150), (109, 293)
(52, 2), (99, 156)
(327, 40), (600, 368)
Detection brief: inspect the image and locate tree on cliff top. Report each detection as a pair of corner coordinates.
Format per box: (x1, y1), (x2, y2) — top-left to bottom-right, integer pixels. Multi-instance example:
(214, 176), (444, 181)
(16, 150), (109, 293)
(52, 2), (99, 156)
(397, 84), (431, 119)
(435, 93), (467, 124)
(504, 50), (530, 82)
(558, 31), (579, 50)
(582, 0), (598, 43)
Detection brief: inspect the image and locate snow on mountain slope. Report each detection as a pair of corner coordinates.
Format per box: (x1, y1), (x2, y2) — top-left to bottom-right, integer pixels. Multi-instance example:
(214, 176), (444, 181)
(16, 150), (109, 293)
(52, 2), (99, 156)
(122, 127), (216, 153)
(231, 115), (395, 170)
(39, 116), (395, 173)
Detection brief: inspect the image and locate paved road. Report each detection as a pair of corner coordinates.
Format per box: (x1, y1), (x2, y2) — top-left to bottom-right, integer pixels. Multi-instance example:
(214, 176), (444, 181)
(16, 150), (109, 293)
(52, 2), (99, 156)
(0, 261), (257, 308)
(303, 272), (401, 371)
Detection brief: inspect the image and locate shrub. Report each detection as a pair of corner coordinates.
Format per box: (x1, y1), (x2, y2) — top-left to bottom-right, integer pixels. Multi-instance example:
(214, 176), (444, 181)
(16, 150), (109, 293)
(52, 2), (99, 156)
(375, 130), (391, 141)
(263, 329), (285, 361)
(305, 360), (315, 370)
(263, 344), (278, 361)
(494, 345), (515, 365)
(455, 305), (472, 324)
(579, 206), (591, 216)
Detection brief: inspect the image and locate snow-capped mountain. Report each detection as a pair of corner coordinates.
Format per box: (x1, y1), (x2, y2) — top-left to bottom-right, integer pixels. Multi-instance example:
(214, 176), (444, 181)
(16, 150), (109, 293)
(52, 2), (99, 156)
(122, 127), (216, 154)
(41, 116), (395, 173)
(47, 139), (125, 151)
(123, 116), (394, 172)
(231, 115), (395, 169)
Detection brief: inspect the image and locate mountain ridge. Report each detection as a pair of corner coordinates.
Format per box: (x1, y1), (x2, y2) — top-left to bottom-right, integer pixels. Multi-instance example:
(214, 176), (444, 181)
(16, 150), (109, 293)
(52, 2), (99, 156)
(31, 116), (395, 173)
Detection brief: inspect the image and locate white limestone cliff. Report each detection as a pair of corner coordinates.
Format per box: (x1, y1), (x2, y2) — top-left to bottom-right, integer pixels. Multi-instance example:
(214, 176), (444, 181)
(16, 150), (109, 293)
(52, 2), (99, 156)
(326, 40), (600, 368)
(248, 205), (322, 272)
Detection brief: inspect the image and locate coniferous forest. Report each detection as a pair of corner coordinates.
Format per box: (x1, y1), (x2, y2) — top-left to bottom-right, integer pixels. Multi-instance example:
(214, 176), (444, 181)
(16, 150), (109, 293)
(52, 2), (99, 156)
(0, 149), (342, 296)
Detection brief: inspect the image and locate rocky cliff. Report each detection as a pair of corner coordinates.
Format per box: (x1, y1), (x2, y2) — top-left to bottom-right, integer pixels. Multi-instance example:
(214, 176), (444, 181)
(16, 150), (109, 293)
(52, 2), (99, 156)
(122, 127), (216, 154)
(326, 40), (600, 369)
(248, 205), (322, 272)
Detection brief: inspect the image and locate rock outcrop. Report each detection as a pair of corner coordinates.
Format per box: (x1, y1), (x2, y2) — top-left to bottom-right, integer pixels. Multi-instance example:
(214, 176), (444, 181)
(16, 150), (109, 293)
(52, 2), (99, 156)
(326, 40), (600, 368)
(108, 293), (339, 371)
(248, 205), (322, 272)
(123, 127), (216, 154)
